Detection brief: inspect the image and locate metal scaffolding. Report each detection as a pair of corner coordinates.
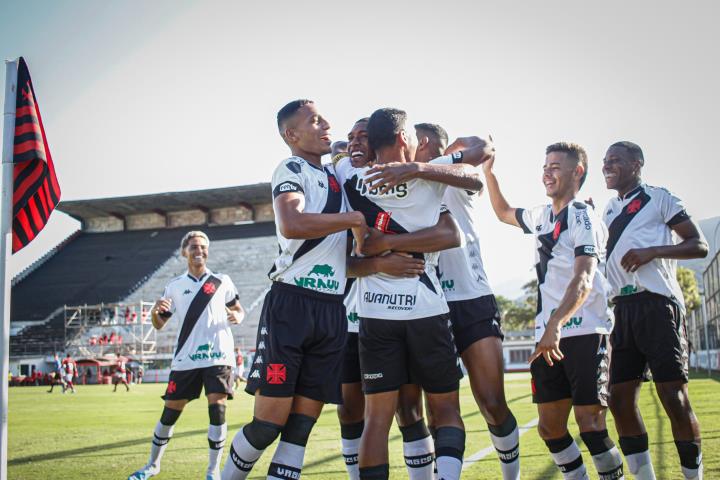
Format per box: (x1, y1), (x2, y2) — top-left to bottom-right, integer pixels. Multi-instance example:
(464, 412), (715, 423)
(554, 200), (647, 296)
(64, 301), (156, 360)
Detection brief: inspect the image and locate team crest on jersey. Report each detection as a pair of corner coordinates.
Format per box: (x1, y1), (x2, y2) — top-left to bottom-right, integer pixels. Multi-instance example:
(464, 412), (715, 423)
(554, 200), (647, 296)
(552, 221), (562, 240)
(203, 282), (217, 295)
(627, 198), (642, 214)
(328, 175), (341, 193)
(166, 380), (177, 395)
(293, 264), (340, 292)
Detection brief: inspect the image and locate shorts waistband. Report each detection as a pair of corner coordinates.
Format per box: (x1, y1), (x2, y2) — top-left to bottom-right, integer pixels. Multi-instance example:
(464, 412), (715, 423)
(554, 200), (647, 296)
(613, 290), (671, 304)
(271, 281), (344, 303)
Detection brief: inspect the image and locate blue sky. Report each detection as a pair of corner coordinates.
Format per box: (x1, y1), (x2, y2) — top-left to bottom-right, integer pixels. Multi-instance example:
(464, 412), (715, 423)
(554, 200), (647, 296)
(2, 0), (719, 297)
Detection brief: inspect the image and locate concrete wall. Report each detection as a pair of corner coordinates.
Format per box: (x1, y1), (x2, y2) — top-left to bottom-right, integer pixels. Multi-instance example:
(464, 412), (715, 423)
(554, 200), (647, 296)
(209, 205), (253, 225)
(126, 212), (166, 230)
(168, 209), (207, 228)
(255, 202), (274, 222)
(85, 216), (124, 233)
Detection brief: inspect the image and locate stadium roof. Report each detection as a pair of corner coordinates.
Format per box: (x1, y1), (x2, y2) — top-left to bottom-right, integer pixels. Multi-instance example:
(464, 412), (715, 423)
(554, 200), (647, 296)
(57, 184), (271, 222)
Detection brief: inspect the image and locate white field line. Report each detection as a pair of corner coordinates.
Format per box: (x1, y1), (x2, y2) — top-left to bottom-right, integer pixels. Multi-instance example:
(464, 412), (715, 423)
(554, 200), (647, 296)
(462, 417), (539, 471)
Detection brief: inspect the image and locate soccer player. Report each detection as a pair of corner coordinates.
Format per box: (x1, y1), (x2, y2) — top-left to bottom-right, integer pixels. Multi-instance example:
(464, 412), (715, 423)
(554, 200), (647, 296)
(396, 122), (521, 479)
(61, 353), (77, 394)
(129, 230), (245, 480)
(222, 99), (368, 480)
(484, 143), (624, 480)
(113, 357), (130, 392)
(47, 352), (66, 393)
(339, 117), (459, 480)
(602, 141), (708, 480)
(335, 108), (493, 480)
(233, 347), (246, 391)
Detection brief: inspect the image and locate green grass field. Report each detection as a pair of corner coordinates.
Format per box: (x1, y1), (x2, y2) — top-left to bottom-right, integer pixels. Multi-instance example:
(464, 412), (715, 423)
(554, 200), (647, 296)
(8, 371), (719, 479)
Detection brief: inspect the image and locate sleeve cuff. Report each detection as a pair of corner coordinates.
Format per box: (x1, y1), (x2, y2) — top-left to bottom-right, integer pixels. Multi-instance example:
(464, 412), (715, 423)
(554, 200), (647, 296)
(272, 181), (304, 198)
(667, 210), (690, 227)
(574, 245), (599, 258)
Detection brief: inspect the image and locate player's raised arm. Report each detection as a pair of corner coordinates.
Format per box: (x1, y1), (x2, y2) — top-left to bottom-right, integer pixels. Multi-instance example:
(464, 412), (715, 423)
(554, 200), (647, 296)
(481, 153), (523, 228)
(274, 191), (365, 240)
(360, 211), (461, 257)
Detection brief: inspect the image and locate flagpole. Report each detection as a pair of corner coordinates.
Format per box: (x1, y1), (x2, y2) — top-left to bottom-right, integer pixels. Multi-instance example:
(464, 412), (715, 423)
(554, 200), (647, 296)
(1, 58), (19, 480)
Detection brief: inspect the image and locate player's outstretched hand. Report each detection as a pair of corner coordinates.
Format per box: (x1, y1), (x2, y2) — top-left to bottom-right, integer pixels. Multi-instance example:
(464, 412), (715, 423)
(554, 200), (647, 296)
(445, 136), (484, 153)
(528, 327), (564, 366)
(363, 162), (419, 195)
(226, 306), (245, 325)
(621, 247), (656, 272)
(376, 252), (425, 278)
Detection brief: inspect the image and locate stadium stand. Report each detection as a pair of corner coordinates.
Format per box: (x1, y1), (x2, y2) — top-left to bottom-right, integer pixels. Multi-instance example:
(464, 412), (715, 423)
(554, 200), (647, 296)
(10, 185), (276, 359)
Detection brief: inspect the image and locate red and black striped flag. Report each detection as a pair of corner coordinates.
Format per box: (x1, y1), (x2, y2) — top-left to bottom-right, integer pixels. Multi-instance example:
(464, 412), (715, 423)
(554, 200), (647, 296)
(11, 57), (61, 253)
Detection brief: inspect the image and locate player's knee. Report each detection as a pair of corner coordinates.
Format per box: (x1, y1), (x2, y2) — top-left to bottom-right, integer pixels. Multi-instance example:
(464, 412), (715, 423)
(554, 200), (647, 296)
(279, 413), (316, 447)
(537, 422), (565, 440)
(399, 419), (431, 443)
(479, 395), (508, 424)
(160, 406), (183, 426)
(208, 403), (226, 426)
(243, 417), (283, 450)
(580, 429), (615, 455)
(395, 404), (422, 427)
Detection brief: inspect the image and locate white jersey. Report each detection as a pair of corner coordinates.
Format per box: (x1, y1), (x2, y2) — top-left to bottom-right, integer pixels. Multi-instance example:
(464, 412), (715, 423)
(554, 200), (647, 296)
(344, 278), (360, 333)
(602, 184), (690, 312)
(162, 269), (239, 371)
(437, 182), (493, 302)
(516, 200), (613, 341)
(268, 156), (347, 296)
(335, 156), (449, 320)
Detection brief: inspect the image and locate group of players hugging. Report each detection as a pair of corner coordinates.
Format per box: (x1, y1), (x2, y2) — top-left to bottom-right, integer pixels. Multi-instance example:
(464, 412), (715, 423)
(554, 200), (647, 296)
(129, 100), (707, 480)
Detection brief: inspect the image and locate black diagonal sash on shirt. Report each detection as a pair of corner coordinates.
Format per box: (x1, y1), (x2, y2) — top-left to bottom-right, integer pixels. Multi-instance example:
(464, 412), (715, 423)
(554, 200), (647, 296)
(343, 174), (437, 294)
(606, 188), (651, 259)
(534, 207), (569, 316)
(175, 275), (223, 357)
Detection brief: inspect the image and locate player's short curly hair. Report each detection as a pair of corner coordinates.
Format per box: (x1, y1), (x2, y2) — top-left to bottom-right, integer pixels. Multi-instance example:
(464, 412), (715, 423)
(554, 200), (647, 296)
(180, 231), (210, 252)
(546, 142), (588, 189)
(368, 108), (407, 151)
(610, 141), (645, 166)
(415, 123), (449, 146)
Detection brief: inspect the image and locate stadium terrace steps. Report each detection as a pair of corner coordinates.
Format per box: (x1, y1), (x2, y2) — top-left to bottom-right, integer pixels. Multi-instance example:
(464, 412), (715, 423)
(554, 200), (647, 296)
(10, 222), (276, 356)
(123, 235), (278, 352)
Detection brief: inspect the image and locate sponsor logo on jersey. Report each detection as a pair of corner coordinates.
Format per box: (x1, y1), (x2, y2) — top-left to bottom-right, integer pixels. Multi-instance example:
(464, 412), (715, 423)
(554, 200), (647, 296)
(254, 355), (263, 364)
(363, 291), (416, 310)
(318, 180), (325, 189)
(547, 310), (583, 329)
(279, 182), (299, 193)
(293, 264), (340, 292)
(347, 311), (359, 324)
(441, 279), (455, 291)
(267, 363), (287, 384)
(583, 245), (596, 255)
(355, 176), (408, 198)
(620, 284), (638, 296)
(363, 372), (383, 380)
(249, 369), (260, 379)
(261, 327), (268, 335)
(258, 340), (265, 350)
(188, 342), (226, 361)
(575, 209), (592, 230)
(182, 289), (192, 295)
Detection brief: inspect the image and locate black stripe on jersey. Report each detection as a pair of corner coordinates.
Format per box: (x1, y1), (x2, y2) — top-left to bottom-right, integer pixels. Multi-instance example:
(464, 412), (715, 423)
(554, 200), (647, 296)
(606, 188), (651, 259)
(268, 244), (282, 277)
(174, 275), (222, 357)
(667, 210), (690, 227)
(291, 167), (343, 263)
(535, 207), (569, 315)
(273, 181), (304, 199)
(343, 174), (437, 294)
(515, 208), (532, 234)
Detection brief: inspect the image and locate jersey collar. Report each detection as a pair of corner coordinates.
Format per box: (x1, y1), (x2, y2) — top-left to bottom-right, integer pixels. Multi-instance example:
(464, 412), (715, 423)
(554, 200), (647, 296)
(186, 268), (212, 283)
(618, 184), (644, 201)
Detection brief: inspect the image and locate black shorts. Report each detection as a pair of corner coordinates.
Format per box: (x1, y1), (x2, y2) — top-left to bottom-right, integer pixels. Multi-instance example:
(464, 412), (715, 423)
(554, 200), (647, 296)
(610, 291), (688, 385)
(531, 334), (609, 406)
(162, 365), (234, 401)
(448, 295), (504, 354)
(245, 282), (347, 404)
(359, 314), (462, 395)
(342, 332), (361, 384)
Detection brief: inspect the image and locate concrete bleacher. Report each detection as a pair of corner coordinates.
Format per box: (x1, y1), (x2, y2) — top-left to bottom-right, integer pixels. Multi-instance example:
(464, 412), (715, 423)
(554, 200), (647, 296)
(10, 222), (277, 356)
(123, 235), (278, 352)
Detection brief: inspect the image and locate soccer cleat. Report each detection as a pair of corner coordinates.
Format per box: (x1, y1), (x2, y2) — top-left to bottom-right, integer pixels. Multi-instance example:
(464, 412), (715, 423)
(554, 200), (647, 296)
(205, 472), (220, 480)
(128, 465), (159, 480)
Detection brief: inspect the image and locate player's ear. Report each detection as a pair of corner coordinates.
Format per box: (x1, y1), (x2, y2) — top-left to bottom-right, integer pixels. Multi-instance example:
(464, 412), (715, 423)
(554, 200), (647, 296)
(181, 247), (188, 258)
(398, 130), (409, 148)
(284, 126), (298, 144)
(417, 134), (429, 151)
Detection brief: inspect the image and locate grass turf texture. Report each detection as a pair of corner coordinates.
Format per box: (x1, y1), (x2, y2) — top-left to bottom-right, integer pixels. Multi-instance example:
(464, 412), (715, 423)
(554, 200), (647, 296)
(8, 371), (719, 479)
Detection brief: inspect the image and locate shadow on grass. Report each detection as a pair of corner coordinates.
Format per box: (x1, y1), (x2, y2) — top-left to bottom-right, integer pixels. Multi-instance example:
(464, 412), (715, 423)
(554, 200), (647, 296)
(11, 392), (534, 470)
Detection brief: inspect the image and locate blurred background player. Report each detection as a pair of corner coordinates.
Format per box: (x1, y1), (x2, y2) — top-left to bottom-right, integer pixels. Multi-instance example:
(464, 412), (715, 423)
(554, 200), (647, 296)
(602, 141), (708, 480)
(129, 231), (245, 480)
(484, 143), (624, 480)
(233, 347), (246, 391)
(223, 100), (367, 480)
(114, 357), (130, 392)
(61, 353), (77, 394)
(47, 352), (66, 393)
(332, 140), (349, 166)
